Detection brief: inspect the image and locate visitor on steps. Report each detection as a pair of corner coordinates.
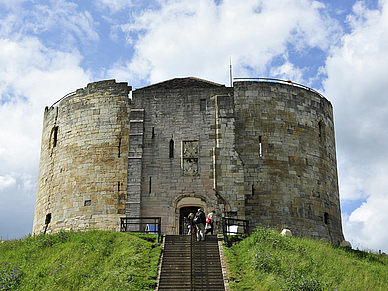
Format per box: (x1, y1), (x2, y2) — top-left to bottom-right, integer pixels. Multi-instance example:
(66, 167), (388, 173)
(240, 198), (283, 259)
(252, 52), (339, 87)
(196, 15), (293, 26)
(205, 210), (215, 235)
(193, 207), (206, 241)
(187, 213), (196, 235)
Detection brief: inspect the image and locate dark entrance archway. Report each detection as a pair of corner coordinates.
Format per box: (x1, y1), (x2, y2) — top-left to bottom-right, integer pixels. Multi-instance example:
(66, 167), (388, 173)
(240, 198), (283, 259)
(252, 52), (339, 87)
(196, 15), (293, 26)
(179, 206), (198, 235)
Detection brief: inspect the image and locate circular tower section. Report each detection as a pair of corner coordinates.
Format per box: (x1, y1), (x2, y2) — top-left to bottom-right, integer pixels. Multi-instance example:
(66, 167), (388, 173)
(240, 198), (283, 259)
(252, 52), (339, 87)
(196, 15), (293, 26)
(234, 80), (343, 243)
(32, 80), (131, 235)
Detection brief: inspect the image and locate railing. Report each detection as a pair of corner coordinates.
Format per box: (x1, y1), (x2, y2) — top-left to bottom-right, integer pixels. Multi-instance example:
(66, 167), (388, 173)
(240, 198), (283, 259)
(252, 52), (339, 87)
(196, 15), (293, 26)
(120, 217), (161, 243)
(49, 91), (76, 108)
(190, 220), (194, 291)
(222, 217), (250, 236)
(233, 77), (326, 99)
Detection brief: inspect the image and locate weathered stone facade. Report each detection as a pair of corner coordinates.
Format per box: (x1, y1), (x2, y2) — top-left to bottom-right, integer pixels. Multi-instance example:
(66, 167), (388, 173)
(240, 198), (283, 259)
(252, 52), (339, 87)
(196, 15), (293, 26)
(33, 77), (344, 243)
(33, 80), (131, 234)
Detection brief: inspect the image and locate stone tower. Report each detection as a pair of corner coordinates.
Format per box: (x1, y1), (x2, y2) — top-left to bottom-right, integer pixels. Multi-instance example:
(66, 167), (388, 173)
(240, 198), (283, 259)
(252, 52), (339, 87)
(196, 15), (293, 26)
(33, 80), (131, 234)
(33, 77), (344, 243)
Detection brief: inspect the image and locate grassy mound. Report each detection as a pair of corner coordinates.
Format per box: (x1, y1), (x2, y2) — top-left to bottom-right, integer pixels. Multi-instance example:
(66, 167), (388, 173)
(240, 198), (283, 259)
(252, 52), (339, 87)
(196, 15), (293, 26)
(224, 227), (388, 290)
(0, 230), (161, 291)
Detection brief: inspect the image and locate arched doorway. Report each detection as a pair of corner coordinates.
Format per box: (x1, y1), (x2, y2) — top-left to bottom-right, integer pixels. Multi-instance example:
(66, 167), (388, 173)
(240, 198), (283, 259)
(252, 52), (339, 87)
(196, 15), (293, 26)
(179, 206), (198, 235)
(174, 195), (208, 235)
(179, 206), (198, 234)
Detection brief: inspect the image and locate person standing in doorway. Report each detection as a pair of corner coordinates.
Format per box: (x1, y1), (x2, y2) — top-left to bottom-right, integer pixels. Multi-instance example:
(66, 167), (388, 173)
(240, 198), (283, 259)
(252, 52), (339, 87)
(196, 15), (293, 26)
(194, 207), (206, 241)
(187, 213), (196, 235)
(205, 210), (215, 235)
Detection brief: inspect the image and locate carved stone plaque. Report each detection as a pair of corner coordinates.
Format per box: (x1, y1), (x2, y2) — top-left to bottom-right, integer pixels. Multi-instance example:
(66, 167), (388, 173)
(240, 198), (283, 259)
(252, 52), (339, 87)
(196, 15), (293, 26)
(182, 141), (198, 175)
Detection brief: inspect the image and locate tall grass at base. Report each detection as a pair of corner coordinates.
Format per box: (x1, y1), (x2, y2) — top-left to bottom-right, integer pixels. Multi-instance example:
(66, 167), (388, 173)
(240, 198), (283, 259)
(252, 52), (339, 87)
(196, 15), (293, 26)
(224, 227), (388, 291)
(0, 230), (161, 291)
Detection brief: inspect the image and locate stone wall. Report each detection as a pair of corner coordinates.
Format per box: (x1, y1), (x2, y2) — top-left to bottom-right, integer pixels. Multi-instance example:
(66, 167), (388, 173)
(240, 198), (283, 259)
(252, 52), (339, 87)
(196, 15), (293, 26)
(213, 94), (248, 220)
(32, 80), (131, 235)
(129, 78), (231, 234)
(233, 81), (343, 242)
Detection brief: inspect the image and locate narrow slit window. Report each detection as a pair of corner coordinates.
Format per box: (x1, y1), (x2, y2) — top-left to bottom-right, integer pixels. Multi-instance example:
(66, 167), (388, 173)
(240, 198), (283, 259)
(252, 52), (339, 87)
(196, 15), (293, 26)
(44, 213), (52, 234)
(152, 127), (155, 139)
(259, 136), (262, 157)
(200, 99), (206, 111)
(252, 184), (255, 196)
(52, 126), (58, 148)
(118, 181), (120, 192)
(149, 177), (152, 193)
(318, 121), (322, 137)
(169, 139), (174, 158)
(324, 212), (329, 225)
(45, 213), (52, 225)
(118, 138), (122, 158)
(318, 120), (325, 140)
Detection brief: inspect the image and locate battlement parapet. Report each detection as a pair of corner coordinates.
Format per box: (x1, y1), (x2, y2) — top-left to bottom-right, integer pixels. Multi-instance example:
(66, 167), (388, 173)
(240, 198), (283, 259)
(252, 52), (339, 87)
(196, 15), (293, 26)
(76, 79), (131, 96)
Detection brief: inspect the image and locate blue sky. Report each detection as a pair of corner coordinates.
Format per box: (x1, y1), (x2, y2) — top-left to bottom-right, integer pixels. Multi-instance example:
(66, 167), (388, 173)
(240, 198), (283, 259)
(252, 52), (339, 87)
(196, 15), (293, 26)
(1, 0), (388, 254)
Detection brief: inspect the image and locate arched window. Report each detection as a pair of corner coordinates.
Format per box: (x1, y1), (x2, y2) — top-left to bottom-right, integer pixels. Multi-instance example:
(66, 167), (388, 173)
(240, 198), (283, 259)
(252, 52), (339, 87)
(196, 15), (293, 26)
(169, 139), (174, 158)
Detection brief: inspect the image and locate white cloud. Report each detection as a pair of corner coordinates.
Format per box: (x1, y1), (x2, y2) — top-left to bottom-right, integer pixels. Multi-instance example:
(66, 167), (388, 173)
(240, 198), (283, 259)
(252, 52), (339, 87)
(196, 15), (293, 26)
(337, 157), (371, 202)
(18, 173), (36, 193)
(324, 0), (388, 253)
(95, 0), (134, 14)
(0, 0), (99, 48)
(0, 147), (9, 158)
(26, 0), (99, 43)
(344, 194), (388, 252)
(0, 0), (26, 10)
(269, 56), (305, 83)
(0, 175), (16, 191)
(108, 0), (341, 85)
(0, 37), (90, 168)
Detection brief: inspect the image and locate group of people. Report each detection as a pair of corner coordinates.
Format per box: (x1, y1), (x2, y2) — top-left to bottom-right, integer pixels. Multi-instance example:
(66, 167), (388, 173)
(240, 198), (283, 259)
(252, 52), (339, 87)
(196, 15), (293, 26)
(187, 208), (215, 241)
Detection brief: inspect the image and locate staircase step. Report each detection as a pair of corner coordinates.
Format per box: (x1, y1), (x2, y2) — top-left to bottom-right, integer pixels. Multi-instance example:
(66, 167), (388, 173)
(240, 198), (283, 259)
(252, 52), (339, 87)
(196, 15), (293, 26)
(157, 235), (225, 290)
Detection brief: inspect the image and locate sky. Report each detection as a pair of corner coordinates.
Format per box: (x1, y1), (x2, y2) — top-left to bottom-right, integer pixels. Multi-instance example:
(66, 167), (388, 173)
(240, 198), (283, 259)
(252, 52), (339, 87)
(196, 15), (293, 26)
(0, 0), (387, 253)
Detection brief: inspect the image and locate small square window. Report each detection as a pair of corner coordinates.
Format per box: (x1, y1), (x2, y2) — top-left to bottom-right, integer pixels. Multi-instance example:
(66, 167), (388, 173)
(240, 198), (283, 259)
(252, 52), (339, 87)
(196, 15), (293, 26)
(200, 99), (206, 111)
(84, 200), (91, 206)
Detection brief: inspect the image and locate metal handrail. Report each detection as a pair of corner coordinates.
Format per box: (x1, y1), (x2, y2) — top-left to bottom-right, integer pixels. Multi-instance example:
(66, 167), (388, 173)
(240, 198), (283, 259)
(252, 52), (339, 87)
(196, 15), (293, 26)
(190, 220), (194, 291)
(49, 91), (76, 108)
(222, 217), (250, 236)
(233, 77), (326, 99)
(120, 217), (161, 243)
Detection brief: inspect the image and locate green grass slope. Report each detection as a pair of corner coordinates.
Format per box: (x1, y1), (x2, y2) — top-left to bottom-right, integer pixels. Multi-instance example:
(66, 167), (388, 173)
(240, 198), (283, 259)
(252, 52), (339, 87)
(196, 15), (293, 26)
(0, 230), (161, 291)
(224, 227), (388, 291)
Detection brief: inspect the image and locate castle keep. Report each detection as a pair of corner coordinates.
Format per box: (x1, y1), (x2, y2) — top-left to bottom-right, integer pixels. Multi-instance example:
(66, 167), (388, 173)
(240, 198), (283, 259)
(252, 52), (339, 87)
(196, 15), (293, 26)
(33, 77), (344, 243)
